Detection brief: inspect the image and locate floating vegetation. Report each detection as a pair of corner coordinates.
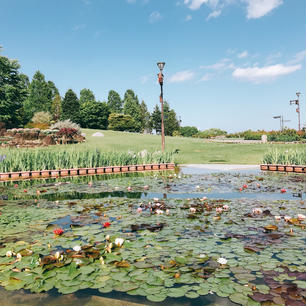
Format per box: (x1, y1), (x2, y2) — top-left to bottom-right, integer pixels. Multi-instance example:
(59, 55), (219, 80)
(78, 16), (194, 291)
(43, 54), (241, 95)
(0, 170), (305, 306)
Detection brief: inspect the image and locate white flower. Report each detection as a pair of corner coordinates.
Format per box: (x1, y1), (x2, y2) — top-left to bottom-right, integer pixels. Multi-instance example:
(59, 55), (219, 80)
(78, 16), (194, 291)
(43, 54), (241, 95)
(100, 256), (105, 265)
(105, 235), (110, 241)
(114, 238), (124, 247)
(216, 207), (223, 213)
(165, 209), (170, 215)
(75, 259), (83, 265)
(190, 207), (196, 213)
(153, 198), (159, 202)
(274, 216), (281, 221)
(252, 208), (262, 215)
(54, 251), (60, 260)
(298, 214), (306, 221)
(16, 253), (22, 260)
(6, 251), (13, 257)
(196, 185), (200, 189)
(155, 209), (163, 215)
(217, 257), (227, 265)
(284, 216), (291, 222)
(199, 254), (206, 258)
(73, 245), (81, 252)
(223, 205), (230, 211)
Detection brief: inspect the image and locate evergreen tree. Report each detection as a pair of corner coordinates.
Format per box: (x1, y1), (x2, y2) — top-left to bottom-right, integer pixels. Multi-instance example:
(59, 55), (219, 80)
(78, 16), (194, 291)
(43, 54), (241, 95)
(51, 94), (62, 121)
(108, 113), (137, 132)
(151, 104), (161, 134)
(163, 101), (180, 136)
(79, 101), (110, 129)
(61, 89), (80, 123)
(123, 89), (142, 132)
(0, 51), (28, 128)
(47, 81), (59, 100)
(23, 71), (53, 121)
(80, 88), (95, 105)
(107, 90), (122, 113)
(140, 100), (151, 133)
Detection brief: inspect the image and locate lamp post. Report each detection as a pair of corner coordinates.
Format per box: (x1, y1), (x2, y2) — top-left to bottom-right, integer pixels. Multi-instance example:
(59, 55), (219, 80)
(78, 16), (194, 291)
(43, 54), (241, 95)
(157, 62), (165, 152)
(273, 115), (283, 131)
(290, 92), (301, 131)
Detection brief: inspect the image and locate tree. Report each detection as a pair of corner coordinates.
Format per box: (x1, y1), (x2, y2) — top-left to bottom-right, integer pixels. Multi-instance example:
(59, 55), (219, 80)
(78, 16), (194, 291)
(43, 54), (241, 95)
(47, 81), (59, 100)
(80, 88), (95, 105)
(180, 126), (198, 137)
(123, 89), (142, 132)
(163, 101), (180, 136)
(140, 100), (151, 133)
(107, 90), (122, 113)
(151, 104), (161, 134)
(79, 101), (110, 129)
(61, 89), (80, 123)
(23, 71), (53, 121)
(0, 51), (28, 128)
(51, 94), (62, 121)
(108, 113), (137, 132)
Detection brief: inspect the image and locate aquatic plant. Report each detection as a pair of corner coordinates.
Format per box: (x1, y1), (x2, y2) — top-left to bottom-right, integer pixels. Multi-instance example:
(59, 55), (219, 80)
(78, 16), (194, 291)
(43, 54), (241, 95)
(262, 149), (306, 165)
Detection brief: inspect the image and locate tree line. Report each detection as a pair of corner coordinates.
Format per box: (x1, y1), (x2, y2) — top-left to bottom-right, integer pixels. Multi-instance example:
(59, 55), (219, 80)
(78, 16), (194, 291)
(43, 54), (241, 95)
(0, 49), (180, 135)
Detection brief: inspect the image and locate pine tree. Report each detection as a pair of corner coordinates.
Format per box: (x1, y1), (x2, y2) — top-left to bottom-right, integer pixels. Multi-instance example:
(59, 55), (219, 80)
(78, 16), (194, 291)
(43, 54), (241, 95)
(123, 89), (142, 132)
(80, 88), (95, 105)
(51, 94), (62, 121)
(140, 100), (151, 133)
(151, 104), (161, 134)
(61, 89), (80, 123)
(107, 90), (122, 113)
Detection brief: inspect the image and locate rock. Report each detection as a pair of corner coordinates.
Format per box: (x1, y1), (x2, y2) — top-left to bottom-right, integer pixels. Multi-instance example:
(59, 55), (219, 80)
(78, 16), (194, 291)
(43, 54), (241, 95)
(92, 132), (104, 137)
(261, 135), (267, 143)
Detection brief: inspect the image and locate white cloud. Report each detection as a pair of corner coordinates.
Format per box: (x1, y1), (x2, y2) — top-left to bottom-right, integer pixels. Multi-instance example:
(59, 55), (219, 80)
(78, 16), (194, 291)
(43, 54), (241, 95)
(232, 63), (301, 83)
(201, 58), (235, 71)
(149, 11), (162, 23)
(245, 0), (283, 19)
(206, 10), (221, 20)
(169, 70), (195, 83)
(185, 0), (208, 10)
(198, 73), (213, 82)
(185, 14), (192, 21)
(288, 50), (306, 65)
(237, 51), (248, 58)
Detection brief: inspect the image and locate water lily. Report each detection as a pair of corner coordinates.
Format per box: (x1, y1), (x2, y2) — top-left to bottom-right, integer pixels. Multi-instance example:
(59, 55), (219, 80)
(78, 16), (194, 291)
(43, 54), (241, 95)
(153, 198), (159, 202)
(105, 242), (113, 253)
(189, 207), (196, 213)
(222, 205), (229, 211)
(155, 209), (163, 215)
(165, 209), (170, 215)
(99, 256), (105, 265)
(6, 251), (12, 257)
(54, 251), (61, 260)
(281, 189), (287, 193)
(103, 222), (111, 228)
(23, 189), (27, 193)
(217, 257), (227, 265)
(143, 185), (149, 190)
(16, 253), (22, 260)
(196, 185), (200, 189)
(75, 259), (83, 265)
(252, 208), (262, 215)
(73, 245), (81, 252)
(53, 228), (64, 235)
(105, 235), (110, 241)
(284, 215), (291, 222)
(127, 186), (132, 191)
(216, 207), (223, 213)
(297, 214), (306, 221)
(114, 238), (124, 247)
(14, 184), (18, 188)
(137, 207), (142, 213)
(274, 216), (281, 221)
(243, 184), (248, 189)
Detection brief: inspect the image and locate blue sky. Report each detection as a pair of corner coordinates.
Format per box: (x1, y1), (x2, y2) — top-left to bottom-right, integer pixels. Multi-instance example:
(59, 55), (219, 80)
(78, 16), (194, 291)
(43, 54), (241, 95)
(0, 0), (305, 132)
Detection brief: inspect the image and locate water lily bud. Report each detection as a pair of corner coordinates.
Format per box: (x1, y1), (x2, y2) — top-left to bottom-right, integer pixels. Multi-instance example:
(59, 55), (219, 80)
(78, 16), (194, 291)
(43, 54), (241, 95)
(54, 251), (60, 260)
(55, 200), (59, 204)
(73, 245), (81, 252)
(165, 209), (170, 215)
(114, 238), (124, 247)
(16, 253), (22, 260)
(297, 214), (306, 221)
(137, 207), (142, 213)
(127, 186), (132, 191)
(99, 256), (105, 265)
(243, 184), (248, 189)
(105, 235), (110, 241)
(217, 257), (227, 265)
(6, 251), (12, 257)
(274, 216), (281, 221)
(59, 255), (64, 261)
(189, 207), (196, 213)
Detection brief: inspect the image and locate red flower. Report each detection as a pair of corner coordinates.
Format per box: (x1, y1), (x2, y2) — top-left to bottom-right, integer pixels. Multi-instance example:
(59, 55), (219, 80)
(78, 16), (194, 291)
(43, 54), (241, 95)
(103, 222), (111, 228)
(243, 184), (248, 189)
(53, 228), (64, 235)
(280, 189), (286, 193)
(14, 184), (18, 188)
(239, 188), (243, 192)
(23, 189), (27, 193)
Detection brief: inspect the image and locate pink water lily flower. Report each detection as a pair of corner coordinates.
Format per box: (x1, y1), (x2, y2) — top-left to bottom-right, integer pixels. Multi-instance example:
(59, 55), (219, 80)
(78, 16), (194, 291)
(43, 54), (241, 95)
(216, 207), (223, 213)
(252, 208), (262, 215)
(274, 216), (281, 221)
(297, 214), (306, 221)
(222, 205), (229, 211)
(137, 207), (142, 213)
(190, 207), (196, 213)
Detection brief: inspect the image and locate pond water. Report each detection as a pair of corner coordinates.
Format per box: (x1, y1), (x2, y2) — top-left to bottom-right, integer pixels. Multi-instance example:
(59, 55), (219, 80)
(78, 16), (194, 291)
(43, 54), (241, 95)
(0, 167), (305, 306)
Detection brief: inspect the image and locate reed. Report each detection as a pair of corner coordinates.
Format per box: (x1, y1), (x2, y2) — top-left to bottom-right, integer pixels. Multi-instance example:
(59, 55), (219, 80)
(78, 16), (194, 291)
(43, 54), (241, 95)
(262, 149), (306, 165)
(0, 147), (175, 172)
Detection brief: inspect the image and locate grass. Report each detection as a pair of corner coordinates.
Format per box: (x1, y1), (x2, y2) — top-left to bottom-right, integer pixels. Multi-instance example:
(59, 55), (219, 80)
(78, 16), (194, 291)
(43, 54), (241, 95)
(79, 129), (305, 164)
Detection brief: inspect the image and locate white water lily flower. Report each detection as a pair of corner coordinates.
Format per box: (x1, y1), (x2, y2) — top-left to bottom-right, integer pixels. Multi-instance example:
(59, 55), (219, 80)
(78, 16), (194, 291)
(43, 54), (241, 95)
(284, 216), (291, 222)
(199, 254), (206, 258)
(165, 209), (170, 215)
(16, 253), (22, 260)
(217, 257), (228, 265)
(105, 235), (110, 241)
(54, 251), (60, 260)
(114, 238), (124, 247)
(6, 251), (13, 257)
(73, 245), (81, 252)
(196, 185), (200, 189)
(298, 214), (306, 221)
(252, 208), (262, 215)
(153, 198), (159, 202)
(190, 207), (196, 213)
(155, 209), (163, 215)
(100, 256), (105, 265)
(75, 259), (83, 265)
(274, 216), (281, 221)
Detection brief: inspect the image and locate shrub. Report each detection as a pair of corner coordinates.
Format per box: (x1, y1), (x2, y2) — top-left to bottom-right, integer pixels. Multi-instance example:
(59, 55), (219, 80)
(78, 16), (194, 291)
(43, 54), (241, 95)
(172, 130), (181, 137)
(31, 111), (52, 124)
(25, 122), (50, 130)
(180, 126), (198, 137)
(50, 120), (81, 134)
(108, 113), (138, 132)
(57, 128), (78, 138)
(194, 128), (227, 139)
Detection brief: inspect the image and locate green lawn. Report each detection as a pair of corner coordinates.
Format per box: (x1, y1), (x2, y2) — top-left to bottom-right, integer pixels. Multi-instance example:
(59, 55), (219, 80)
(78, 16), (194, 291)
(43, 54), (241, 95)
(78, 129), (305, 164)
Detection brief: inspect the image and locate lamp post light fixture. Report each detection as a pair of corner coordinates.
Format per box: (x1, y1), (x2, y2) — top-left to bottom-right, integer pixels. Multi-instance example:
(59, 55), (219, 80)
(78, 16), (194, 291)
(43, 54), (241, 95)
(273, 115), (283, 131)
(157, 62), (165, 152)
(290, 92), (301, 131)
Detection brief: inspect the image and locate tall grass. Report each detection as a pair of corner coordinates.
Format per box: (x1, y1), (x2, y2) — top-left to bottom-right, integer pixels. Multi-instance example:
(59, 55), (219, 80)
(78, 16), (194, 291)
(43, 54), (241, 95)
(0, 147), (175, 172)
(263, 149), (306, 165)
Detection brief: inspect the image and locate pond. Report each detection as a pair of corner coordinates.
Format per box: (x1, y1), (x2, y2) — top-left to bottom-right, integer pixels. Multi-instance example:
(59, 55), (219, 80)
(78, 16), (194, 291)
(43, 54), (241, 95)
(0, 167), (305, 306)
